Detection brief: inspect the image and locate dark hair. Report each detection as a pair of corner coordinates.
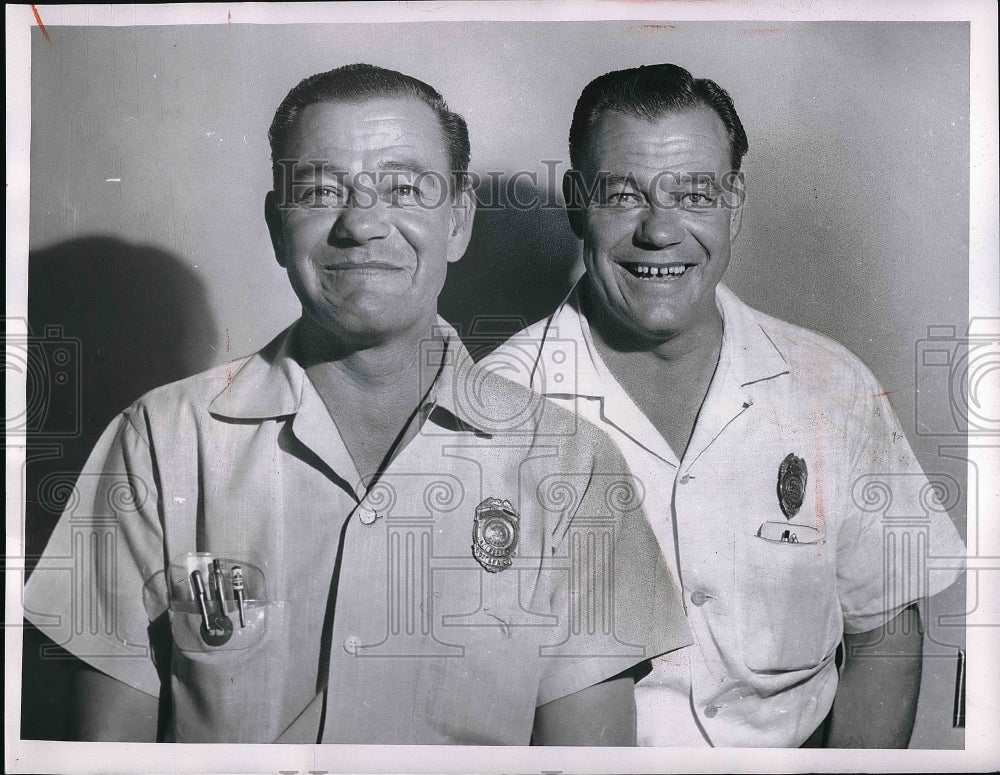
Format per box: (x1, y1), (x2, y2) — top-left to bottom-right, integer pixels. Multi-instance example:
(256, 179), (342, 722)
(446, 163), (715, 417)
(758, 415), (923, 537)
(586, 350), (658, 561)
(569, 63), (748, 172)
(268, 63), (470, 190)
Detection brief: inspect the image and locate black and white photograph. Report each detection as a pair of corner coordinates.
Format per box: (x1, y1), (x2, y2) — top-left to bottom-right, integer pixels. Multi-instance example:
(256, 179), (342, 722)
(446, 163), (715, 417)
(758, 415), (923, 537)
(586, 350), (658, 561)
(6, 2), (998, 773)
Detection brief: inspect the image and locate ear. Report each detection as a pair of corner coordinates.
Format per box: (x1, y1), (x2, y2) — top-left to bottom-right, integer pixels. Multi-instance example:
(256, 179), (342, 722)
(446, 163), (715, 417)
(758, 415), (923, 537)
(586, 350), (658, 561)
(264, 190), (287, 268)
(562, 170), (587, 239)
(446, 185), (477, 264)
(727, 171), (745, 243)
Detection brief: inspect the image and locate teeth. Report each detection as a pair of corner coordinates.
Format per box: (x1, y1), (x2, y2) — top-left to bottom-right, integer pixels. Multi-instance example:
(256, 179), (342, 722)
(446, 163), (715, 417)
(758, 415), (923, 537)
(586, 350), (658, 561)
(630, 264), (689, 278)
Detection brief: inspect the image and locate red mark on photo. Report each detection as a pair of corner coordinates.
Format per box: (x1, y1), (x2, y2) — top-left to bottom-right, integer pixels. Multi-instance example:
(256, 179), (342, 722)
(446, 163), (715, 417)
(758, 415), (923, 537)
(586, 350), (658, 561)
(627, 23), (678, 32)
(31, 5), (50, 43)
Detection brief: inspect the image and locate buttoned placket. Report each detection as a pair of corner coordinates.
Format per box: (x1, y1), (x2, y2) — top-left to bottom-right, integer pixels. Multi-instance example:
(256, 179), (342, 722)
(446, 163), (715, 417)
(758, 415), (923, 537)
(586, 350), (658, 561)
(296, 349), (470, 742)
(283, 366), (410, 738)
(574, 291), (764, 717)
(670, 383), (756, 709)
(668, 302), (790, 730)
(538, 286), (793, 731)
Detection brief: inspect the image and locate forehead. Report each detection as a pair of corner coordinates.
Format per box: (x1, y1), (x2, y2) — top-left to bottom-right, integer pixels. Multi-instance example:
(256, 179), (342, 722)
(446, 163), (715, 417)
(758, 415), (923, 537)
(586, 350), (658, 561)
(585, 107), (732, 175)
(282, 96), (449, 168)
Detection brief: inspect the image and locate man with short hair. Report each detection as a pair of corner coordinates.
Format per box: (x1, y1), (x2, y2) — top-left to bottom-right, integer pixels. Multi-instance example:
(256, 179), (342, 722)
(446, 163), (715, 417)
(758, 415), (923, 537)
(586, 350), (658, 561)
(22, 64), (690, 744)
(485, 63), (965, 747)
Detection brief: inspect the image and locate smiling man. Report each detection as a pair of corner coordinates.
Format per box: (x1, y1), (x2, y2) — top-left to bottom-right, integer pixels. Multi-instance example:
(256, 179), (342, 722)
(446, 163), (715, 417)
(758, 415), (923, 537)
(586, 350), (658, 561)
(485, 64), (965, 747)
(22, 64), (690, 744)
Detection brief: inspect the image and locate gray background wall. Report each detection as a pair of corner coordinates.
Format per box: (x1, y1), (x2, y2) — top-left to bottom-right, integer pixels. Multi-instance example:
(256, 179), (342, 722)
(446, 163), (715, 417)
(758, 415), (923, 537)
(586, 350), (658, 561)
(23, 21), (969, 747)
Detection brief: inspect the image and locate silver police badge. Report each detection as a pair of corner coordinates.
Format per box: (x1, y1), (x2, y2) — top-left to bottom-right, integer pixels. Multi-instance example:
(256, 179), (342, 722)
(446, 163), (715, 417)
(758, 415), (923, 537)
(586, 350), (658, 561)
(472, 497), (519, 573)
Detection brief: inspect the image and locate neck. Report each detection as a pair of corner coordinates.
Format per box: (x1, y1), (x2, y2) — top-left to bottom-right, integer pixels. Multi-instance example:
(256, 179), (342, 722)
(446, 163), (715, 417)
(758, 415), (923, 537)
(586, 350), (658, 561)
(295, 314), (449, 481)
(580, 284), (724, 460)
(581, 283), (724, 366)
(295, 312), (442, 392)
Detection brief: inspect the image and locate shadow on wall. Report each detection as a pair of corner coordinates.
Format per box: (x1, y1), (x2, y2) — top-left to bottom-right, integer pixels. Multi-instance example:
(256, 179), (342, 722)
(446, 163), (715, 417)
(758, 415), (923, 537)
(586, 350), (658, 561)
(21, 236), (218, 740)
(439, 178), (580, 360)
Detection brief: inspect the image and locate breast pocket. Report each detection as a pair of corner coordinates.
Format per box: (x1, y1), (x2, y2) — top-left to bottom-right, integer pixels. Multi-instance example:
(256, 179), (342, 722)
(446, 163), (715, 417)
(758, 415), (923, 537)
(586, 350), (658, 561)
(735, 532), (842, 673)
(167, 553), (270, 652)
(165, 552), (282, 742)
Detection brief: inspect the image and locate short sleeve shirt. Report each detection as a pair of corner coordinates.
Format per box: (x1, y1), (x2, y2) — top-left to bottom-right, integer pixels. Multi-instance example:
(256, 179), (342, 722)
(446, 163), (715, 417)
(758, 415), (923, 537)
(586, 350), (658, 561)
(22, 319), (691, 744)
(483, 283), (966, 747)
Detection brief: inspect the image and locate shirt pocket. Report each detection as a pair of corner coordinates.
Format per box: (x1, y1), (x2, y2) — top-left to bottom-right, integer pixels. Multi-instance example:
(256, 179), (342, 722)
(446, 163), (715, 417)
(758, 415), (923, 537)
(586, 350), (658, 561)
(166, 552), (270, 653)
(735, 532), (842, 673)
(165, 553), (283, 741)
(167, 601), (286, 742)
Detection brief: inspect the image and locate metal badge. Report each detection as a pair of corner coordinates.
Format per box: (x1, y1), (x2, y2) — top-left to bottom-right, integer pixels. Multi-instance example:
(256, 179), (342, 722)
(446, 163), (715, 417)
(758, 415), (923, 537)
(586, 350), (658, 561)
(472, 497), (519, 573)
(777, 453), (808, 519)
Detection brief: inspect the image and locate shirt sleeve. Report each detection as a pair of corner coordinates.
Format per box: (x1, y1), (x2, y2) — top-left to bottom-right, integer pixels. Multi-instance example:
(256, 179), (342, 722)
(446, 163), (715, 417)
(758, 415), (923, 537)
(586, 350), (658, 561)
(536, 436), (692, 706)
(22, 408), (166, 697)
(835, 367), (966, 635)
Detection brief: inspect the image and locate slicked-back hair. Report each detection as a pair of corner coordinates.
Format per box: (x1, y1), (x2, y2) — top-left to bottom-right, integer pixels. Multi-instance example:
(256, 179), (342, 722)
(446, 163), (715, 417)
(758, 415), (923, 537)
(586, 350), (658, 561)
(268, 63), (471, 192)
(569, 63), (748, 172)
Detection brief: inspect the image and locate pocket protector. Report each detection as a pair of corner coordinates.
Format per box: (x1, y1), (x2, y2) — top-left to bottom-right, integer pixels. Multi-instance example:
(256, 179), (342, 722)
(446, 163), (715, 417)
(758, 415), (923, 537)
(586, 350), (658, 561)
(167, 552), (268, 651)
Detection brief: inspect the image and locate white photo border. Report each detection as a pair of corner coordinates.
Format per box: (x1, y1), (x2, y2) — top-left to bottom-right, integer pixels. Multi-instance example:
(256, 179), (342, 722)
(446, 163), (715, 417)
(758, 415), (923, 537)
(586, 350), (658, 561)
(5, 2), (998, 774)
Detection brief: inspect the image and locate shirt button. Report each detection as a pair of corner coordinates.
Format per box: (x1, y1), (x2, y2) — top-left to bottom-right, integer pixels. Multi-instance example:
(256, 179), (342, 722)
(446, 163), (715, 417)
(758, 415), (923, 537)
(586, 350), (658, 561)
(678, 474), (692, 484)
(704, 704), (720, 718)
(358, 509), (378, 525)
(690, 590), (708, 606)
(343, 636), (362, 654)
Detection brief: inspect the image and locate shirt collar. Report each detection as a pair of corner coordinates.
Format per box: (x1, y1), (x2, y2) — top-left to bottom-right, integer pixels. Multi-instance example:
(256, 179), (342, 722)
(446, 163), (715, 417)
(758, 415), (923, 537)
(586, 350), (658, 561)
(419, 320), (498, 436)
(208, 317), (496, 436)
(539, 285), (606, 398)
(543, 278), (790, 400)
(207, 323), (304, 420)
(714, 283), (790, 389)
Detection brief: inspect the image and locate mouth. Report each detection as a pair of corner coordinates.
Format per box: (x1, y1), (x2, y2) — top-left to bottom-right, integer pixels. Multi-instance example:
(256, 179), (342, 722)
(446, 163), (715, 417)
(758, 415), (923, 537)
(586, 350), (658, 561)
(619, 261), (695, 280)
(323, 261), (404, 272)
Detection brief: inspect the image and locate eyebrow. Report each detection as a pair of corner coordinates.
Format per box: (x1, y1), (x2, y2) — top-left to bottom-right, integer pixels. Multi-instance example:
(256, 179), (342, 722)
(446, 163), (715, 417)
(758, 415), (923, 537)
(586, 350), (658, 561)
(286, 158), (435, 177)
(288, 162), (348, 180)
(599, 171), (720, 188)
(660, 172), (720, 187)
(599, 173), (641, 188)
(377, 158), (433, 176)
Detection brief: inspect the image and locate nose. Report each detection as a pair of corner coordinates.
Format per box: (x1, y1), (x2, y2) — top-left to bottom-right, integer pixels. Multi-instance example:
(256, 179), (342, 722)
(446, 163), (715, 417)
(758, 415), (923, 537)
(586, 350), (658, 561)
(331, 193), (390, 245)
(635, 205), (684, 249)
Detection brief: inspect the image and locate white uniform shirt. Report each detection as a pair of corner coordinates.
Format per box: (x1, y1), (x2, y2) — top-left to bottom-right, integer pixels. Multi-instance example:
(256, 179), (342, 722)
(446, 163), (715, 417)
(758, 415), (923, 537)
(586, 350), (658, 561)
(22, 319), (691, 743)
(483, 283), (966, 747)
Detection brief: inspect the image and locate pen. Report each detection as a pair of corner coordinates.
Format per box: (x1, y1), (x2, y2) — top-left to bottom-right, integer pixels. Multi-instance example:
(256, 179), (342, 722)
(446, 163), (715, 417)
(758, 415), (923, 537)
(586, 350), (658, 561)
(232, 565), (246, 628)
(953, 649), (965, 727)
(190, 570), (212, 633)
(212, 559), (228, 614)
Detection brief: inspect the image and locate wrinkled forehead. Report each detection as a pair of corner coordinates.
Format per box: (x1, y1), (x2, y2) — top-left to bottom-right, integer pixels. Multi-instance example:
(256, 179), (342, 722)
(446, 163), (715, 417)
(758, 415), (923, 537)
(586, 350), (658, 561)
(279, 97), (450, 170)
(581, 107), (733, 178)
